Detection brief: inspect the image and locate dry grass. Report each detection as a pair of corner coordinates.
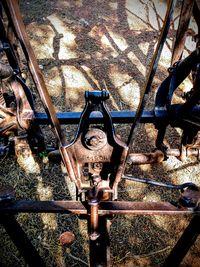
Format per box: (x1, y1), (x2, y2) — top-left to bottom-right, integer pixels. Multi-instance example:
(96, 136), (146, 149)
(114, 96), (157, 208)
(0, 0), (200, 266)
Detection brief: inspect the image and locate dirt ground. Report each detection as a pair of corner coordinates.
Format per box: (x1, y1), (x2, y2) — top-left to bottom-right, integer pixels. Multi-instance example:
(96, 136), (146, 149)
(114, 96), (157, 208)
(0, 0), (200, 266)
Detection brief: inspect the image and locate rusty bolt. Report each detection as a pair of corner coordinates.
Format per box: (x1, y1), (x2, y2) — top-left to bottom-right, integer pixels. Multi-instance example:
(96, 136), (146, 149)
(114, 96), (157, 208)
(84, 128), (107, 150)
(90, 232), (100, 241)
(92, 175), (102, 185)
(59, 231), (75, 246)
(93, 163), (103, 170)
(89, 136), (100, 147)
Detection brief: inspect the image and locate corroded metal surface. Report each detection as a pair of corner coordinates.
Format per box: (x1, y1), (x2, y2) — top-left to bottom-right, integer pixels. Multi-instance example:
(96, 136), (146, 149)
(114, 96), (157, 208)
(64, 91), (127, 198)
(171, 0), (195, 65)
(127, 150), (164, 164)
(0, 1), (200, 266)
(0, 79), (34, 135)
(0, 199), (199, 215)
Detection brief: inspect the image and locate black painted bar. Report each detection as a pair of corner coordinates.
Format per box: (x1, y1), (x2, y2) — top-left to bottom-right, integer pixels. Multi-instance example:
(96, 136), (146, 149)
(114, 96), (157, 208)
(34, 105), (200, 125)
(162, 216), (200, 267)
(90, 216), (110, 267)
(0, 215), (46, 267)
(34, 110), (167, 125)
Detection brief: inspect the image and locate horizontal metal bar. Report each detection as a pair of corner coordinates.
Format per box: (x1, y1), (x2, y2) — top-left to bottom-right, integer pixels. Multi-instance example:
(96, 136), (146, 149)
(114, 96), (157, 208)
(98, 201), (197, 215)
(127, 150), (164, 164)
(0, 200), (197, 215)
(0, 200), (87, 215)
(34, 105), (200, 125)
(34, 110), (165, 124)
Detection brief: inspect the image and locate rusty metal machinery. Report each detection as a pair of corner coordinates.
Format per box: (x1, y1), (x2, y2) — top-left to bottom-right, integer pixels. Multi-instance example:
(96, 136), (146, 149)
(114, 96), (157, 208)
(0, 0), (200, 267)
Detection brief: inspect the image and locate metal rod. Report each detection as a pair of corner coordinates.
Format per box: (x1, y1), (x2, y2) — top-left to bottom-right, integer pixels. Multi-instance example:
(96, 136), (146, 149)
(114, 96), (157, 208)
(3, 146), (200, 162)
(127, 0), (176, 146)
(179, 64), (200, 113)
(0, 215), (46, 267)
(0, 200), (87, 214)
(3, 1), (65, 144)
(3, 0), (78, 183)
(171, 0), (194, 65)
(89, 216), (110, 267)
(122, 175), (198, 190)
(0, 16), (19, 72)
(34, 110), (162, 124)
(127, 150), (164, 164)
(90, 203), (100, 240)
(193, 1), (200, 43)
(162, 215), (200, 267)
(33, 104), (200, 127)
(0, 200), (198, 215)
(122, 175), (198, 191)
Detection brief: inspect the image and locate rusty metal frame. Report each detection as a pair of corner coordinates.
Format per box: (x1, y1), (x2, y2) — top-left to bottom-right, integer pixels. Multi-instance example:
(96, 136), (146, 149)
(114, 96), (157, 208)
(0, 1), (200, 267)
(0, 200), (199, 215)
(0, 198), (200, 267)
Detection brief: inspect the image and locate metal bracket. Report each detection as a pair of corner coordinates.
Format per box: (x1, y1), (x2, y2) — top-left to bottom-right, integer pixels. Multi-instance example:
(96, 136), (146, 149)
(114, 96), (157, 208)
(63, 91), (127, 199)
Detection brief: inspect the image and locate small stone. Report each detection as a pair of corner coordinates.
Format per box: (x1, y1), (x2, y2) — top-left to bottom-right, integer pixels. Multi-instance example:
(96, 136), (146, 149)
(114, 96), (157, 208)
(59, 231), (75, 246)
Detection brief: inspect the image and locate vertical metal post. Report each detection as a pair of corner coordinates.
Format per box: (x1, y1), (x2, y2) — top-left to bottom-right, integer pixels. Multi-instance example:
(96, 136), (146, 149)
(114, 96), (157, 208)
(162, 216), (200, 267)
(90, 203), (100, 241)
(89, 216), (110, 267)
(0, 215), (46, 267)
(171, 0), (194, 65)
(126, 0), (176, 147)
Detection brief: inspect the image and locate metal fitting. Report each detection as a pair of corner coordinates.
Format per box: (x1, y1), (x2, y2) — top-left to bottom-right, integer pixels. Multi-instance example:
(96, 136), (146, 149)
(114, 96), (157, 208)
(84, 128), (107, 150)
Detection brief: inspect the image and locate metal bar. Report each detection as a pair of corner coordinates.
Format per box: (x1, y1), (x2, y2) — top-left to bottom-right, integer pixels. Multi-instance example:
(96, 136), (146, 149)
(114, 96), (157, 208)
(155, 48), (200, 112)
(171, 0), (194, 65)
(0, 201), (198, 215)
(5, 0), (83, 184)
(89, 216), (110, 267)
(3, 0), (78, 184)
(179, 64), (200, 113)
(34, 105), (200, 125)
(98, 202), (197, 215)
(0, 16), (19, 72)
(127, 0), (176, 146)
(34, 110), (165, 124)
(122, 175), (198, 190)
(90, 203), (99, 240)
(162, 215), (200, 267)
(193, 1), (200, 40)
(0, 200), (87, 214)
(0, 215), (46, 267)
(3, 1), (65, 144)
(4, 147), (200, 162)
(127, 150), (164, 164)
